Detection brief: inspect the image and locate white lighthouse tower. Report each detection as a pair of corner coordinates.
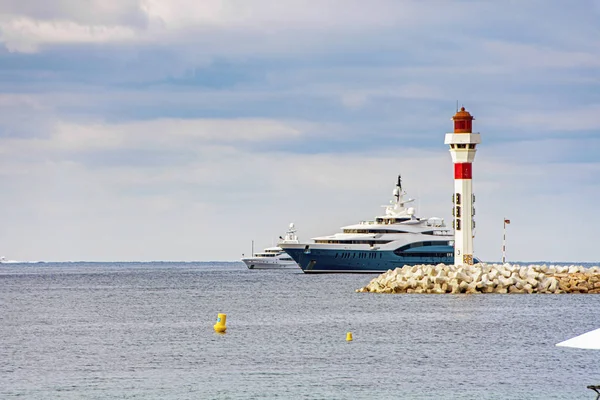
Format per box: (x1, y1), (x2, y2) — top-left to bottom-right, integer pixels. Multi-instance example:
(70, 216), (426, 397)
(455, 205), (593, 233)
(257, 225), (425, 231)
(444, 106), (481, 266)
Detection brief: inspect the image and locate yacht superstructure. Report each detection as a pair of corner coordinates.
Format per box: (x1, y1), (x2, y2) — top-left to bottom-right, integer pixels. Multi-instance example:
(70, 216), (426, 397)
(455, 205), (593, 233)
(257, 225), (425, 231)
(280, 176), (473, 273)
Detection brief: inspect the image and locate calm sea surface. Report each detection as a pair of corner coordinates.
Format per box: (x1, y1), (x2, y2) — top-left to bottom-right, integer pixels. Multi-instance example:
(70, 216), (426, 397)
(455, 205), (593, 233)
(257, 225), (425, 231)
(1, 262), (599, 399)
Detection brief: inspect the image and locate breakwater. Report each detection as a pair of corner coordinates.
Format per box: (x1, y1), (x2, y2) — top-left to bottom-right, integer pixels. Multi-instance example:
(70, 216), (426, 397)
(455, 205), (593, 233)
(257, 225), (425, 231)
(356, 263), (600, 294)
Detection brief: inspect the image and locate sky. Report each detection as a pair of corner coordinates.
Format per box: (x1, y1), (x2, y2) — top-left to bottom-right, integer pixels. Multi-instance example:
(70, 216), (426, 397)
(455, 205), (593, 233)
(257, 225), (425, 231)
(0, 0), (599, 263)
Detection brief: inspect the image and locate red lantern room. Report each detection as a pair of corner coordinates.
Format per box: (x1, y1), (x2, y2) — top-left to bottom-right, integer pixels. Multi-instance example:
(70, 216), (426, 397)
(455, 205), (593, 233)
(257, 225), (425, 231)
(452, 107), (474, 133)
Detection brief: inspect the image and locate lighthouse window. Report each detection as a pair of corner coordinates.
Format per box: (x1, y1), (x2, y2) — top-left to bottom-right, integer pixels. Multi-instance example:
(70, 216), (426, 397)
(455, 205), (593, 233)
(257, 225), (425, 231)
(457, 144), (467, 149)
(456, 206), (461, 218)
(468, 144), (476, 149)
(456, 219), (462, 231)
(456, 193), (461, 205)
(450, 144), (455, 148)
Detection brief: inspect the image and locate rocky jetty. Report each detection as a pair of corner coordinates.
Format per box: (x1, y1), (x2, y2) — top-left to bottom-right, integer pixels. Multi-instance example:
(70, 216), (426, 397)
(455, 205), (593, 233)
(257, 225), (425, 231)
(356, 263), (600, 294)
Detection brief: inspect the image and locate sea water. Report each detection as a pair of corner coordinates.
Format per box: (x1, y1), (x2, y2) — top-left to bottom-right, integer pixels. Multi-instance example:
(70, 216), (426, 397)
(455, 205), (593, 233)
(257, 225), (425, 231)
(1, 262), (599, 399)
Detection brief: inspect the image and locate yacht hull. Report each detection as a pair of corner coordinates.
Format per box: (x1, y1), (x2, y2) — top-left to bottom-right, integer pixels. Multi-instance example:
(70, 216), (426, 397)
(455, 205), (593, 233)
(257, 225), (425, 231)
(242, 258), (299, 270)
(283, 247), (455, 273)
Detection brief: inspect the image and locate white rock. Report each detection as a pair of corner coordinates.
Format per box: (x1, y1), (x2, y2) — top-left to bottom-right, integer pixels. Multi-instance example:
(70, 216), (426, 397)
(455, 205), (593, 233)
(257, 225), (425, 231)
(456, 271), (472, 283)
(568, 266), (579, 274)
(548, 278), (558, 293)
(488, 269), (499, 281)
(518, 267), (528, 279)
(515, 280), (524, 290)
(538, 278), (551, 292)
(525, 277), (538, 288)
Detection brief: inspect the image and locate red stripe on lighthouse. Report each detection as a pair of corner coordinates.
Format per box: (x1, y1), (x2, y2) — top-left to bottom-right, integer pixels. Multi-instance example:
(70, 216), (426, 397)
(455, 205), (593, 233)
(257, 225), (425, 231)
(454, 163), (472, 179)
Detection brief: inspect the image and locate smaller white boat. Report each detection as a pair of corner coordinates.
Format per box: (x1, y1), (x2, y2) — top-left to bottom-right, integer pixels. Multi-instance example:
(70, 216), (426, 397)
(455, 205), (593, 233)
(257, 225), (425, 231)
(242, 223), (300, 270)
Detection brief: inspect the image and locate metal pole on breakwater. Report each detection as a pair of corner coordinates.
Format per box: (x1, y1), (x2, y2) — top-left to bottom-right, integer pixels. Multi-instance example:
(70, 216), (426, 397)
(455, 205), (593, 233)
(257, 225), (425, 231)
(502, 218), (510, 263)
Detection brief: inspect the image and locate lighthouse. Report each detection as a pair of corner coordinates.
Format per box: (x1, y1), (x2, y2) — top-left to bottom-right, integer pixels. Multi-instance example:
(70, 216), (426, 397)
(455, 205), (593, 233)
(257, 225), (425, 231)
(444, 106), (481, 266)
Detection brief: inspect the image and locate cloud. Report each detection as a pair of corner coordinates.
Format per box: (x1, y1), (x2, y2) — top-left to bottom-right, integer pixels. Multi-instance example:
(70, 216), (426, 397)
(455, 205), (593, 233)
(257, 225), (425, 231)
(0, 0), (416, 53)
(0, 0), (147, 25)
(509, 105), (600, 131)
(0, 18), (137, 53)
(0, 0), (535, 55)
(482, 41), (600, 70)
(51, 118), (305, 150)
(0, 117), (317, 172)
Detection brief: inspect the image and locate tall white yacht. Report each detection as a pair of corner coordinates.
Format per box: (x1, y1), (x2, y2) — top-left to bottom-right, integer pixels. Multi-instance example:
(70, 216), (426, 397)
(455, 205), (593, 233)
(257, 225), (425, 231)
(280, 175), (479, 273)
(242, 223), (300, 270)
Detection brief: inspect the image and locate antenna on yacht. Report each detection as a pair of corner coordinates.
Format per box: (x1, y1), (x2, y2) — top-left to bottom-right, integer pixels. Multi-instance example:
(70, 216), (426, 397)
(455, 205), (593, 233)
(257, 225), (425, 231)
(395, 175), (402, 202)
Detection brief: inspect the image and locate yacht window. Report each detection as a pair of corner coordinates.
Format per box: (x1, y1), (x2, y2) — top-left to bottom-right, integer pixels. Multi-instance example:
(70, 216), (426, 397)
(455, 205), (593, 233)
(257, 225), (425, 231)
(394, 251), (453, 258)
(314, 239), (392, 245)
(342, 229), (410, 234)
(394, 241), (450, 253)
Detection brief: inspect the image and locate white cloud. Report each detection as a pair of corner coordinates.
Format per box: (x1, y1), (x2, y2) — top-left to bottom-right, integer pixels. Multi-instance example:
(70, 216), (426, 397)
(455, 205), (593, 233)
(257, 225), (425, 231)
(482, 41), (600, 70)
(0, 0), (498, 54)
(0, 118), (309, 154)
(0, 18), (138, 53)
(484, 104), (600, 132)
(339, 84), (446, 109)
(511, 105), (600, 131)
(140, 0), (414, 31)
(0, 0), (146, 25)
(0, 0), (414, 52)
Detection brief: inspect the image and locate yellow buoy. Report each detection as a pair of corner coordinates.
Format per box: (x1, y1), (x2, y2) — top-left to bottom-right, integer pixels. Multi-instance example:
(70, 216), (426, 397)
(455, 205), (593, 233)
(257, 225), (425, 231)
(214, 313), (227, 333)
(346, 332), (353, 341)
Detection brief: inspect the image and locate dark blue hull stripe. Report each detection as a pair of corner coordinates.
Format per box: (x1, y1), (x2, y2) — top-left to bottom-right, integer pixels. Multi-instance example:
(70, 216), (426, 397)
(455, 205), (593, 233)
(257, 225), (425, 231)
(284, 247), (463, 273)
